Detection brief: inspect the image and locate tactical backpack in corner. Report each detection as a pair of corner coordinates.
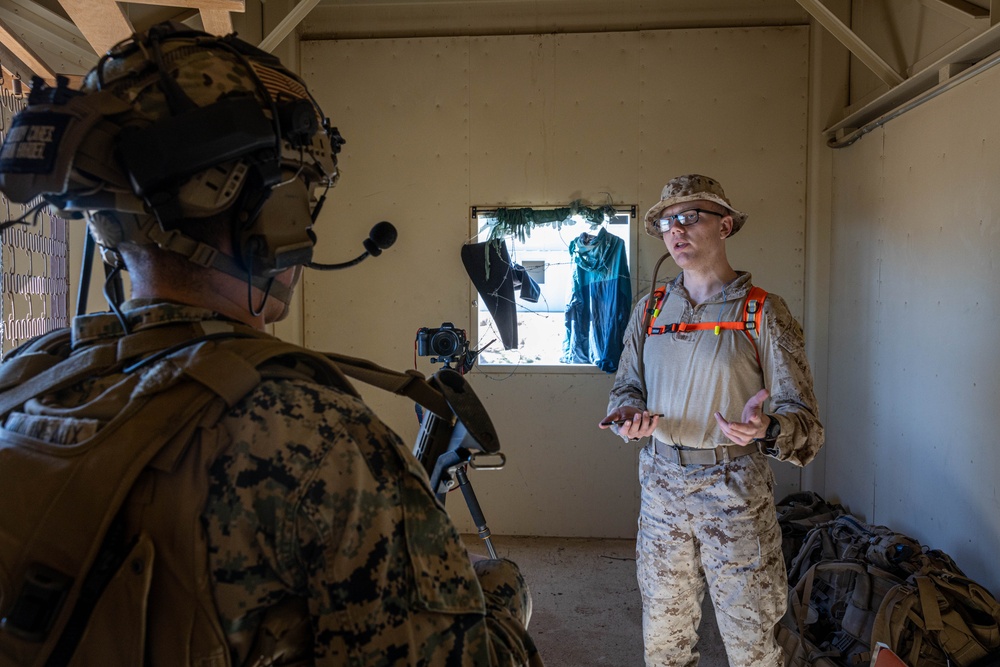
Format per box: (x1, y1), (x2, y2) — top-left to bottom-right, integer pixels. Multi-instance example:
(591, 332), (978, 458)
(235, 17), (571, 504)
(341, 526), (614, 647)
(781, 560), (906, 667)
(786, 515), (923, 589)
(871, 569), (1000, 667)
(776, 491), (846, 568)
(779, 506), (1000, 667)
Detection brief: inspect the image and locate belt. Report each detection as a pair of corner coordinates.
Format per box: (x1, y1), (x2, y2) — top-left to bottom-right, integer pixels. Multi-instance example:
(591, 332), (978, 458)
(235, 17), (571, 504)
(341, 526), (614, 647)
(653, 438), (758, 466)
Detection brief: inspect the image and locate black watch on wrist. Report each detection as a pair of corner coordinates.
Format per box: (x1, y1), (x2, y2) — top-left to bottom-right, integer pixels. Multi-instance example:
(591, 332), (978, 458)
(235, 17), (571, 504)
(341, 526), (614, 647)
(763, 415), (781, 441)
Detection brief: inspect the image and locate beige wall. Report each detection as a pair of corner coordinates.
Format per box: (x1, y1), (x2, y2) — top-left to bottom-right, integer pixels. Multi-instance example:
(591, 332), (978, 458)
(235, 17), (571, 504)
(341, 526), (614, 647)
(827, 59), (1000, 596)
(300, 26), (811, 537)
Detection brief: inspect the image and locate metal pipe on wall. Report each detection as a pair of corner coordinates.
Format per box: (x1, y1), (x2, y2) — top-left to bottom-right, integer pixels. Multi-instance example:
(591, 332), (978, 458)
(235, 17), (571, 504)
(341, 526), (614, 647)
(829, 51), (1000, 148)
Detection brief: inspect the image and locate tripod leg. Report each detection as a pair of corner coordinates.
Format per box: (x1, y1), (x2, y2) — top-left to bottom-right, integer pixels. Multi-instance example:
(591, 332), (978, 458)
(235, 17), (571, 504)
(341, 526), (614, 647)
(454, 466), (497, 559)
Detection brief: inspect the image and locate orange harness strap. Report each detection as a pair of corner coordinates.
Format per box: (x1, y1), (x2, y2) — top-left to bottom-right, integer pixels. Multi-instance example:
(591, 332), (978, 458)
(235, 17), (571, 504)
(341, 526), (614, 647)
(645, 285), (768, 366)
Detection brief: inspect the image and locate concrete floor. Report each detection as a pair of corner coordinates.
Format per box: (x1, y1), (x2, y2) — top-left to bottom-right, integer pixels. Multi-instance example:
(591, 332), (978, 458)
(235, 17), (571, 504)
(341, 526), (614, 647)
(463, 535), (728, 667)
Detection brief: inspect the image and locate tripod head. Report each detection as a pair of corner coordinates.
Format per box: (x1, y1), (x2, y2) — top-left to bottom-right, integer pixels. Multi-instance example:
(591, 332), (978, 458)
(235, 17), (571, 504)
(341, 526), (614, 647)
(412, 366), (505, 500)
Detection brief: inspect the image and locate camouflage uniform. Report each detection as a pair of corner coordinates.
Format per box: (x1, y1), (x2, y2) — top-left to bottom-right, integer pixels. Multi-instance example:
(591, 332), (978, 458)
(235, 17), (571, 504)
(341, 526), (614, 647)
(5, 300), (542, 667)
(608, 271), (823, 667)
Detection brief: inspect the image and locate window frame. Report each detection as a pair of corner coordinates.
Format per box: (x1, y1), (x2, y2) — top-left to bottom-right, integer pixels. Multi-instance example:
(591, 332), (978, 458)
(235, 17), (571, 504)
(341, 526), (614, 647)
(467, 204), (639, 374)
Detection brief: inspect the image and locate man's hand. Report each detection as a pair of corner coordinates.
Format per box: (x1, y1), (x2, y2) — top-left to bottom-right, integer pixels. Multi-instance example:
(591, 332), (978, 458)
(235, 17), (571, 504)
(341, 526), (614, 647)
(714, 388), (769, 446)
(599, 408), (659, 440)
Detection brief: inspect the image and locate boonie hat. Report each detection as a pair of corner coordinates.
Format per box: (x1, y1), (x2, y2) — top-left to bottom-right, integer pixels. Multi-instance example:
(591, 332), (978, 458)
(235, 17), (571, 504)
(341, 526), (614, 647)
(643, 174), (748, 238)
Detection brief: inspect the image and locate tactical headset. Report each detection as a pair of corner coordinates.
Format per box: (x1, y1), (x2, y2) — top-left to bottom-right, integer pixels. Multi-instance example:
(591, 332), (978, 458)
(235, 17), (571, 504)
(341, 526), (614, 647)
(0, 21), (343, 306)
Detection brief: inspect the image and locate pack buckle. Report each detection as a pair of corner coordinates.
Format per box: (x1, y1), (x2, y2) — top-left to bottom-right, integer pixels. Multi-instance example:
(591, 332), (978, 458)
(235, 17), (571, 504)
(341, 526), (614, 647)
(0, 563), (73, 642)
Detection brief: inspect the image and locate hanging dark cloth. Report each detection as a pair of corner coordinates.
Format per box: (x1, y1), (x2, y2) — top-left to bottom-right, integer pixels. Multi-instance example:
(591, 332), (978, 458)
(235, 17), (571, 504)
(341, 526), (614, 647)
(561, 228), (631, 372)
(461, 240), (519, 349)
(511, 264), (540, 303)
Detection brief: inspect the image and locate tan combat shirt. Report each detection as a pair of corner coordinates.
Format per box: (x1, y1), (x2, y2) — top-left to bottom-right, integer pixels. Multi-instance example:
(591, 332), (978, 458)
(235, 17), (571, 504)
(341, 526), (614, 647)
(608, 272), (824, 466)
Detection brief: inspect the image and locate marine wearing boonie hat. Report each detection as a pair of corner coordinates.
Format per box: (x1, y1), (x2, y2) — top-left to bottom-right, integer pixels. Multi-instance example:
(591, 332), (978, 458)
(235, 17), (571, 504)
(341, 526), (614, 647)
(643, 174), (748, 238)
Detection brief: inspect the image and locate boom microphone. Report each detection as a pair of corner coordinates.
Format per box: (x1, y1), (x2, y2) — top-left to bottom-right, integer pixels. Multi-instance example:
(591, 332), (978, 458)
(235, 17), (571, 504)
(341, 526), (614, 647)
(362, 220), (397, 256)
(307, 221), (397, 270)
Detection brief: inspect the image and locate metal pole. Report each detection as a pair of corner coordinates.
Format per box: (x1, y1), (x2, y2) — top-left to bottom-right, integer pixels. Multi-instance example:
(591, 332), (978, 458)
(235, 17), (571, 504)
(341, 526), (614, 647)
(455, 466), (497, 559)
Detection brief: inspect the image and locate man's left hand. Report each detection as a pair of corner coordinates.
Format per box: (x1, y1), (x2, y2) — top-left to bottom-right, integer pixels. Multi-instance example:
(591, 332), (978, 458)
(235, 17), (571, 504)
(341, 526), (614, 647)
(714, 388), (770, 446)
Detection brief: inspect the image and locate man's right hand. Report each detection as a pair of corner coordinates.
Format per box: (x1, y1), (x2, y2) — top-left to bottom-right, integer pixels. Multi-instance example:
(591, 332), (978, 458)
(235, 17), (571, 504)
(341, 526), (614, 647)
(599, 408), (659, 440)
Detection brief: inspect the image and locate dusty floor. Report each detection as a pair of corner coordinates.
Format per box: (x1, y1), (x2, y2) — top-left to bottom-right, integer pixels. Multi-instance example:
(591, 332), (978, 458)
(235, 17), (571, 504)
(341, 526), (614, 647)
(463, 535), (728, 667)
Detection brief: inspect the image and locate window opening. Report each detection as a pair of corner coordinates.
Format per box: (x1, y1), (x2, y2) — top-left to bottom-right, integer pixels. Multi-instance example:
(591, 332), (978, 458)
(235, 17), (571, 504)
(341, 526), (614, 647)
(469, 205), (635, 370)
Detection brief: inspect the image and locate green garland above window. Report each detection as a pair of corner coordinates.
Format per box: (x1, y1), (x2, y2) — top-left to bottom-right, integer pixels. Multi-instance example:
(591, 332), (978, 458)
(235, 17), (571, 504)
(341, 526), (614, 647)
(485, 200), (619, 242)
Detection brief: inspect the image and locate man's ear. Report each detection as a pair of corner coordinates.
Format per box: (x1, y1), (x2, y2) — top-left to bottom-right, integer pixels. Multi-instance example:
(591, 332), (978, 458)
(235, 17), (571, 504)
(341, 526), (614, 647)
(720, 214), (734, 238)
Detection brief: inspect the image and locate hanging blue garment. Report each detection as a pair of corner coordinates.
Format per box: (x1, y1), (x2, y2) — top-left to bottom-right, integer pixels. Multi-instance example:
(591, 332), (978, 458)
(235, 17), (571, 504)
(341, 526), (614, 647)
(561, 228), (631, 372)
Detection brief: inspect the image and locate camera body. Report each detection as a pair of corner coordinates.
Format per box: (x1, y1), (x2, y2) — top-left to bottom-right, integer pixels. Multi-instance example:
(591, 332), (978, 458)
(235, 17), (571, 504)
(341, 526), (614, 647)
(416, 322), (468, 360)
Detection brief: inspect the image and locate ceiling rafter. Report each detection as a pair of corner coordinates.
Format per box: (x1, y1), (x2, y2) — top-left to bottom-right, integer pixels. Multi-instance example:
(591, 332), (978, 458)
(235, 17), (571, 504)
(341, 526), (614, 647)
(0, 16), (55, 79)
(127, 0), (244, 9)
(259, 0), (318, 52)
(919, 0), (989, 29)
(825, 17), (1000, 145)
(55, 0), (238, 53)
(56, 0), (131, 54)
(0, 0), (92, 91)
(795, 0), (905, 86)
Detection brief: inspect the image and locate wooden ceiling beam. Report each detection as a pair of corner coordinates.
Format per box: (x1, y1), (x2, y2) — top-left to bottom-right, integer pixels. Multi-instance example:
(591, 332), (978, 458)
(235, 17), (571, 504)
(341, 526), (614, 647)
(57, 0), (133, 54)
(126, 0), (245, 11)
(200, 9), (233, 35)
(0, 16), (55, 79)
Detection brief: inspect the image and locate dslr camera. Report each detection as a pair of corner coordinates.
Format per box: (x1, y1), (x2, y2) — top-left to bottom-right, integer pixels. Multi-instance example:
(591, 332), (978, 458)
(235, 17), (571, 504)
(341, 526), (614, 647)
(417, 322), (468, 361)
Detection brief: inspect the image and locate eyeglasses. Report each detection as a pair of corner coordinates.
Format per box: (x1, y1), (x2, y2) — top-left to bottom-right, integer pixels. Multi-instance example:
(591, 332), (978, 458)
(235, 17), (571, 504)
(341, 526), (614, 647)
(658, 208), (722, 232)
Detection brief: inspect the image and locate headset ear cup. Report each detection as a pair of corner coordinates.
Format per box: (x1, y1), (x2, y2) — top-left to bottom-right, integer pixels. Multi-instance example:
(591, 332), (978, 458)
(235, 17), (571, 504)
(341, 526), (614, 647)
(277, 98), (319, 147)
(238, 178), (315, 276)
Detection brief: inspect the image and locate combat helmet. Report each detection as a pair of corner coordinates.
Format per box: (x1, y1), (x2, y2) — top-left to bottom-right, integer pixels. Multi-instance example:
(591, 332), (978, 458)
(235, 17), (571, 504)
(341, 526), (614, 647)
(0, 21), (344, 292)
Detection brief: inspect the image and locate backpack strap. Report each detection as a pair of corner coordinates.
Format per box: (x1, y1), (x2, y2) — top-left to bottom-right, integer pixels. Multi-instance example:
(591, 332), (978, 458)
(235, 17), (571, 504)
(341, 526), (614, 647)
(0, 343), (120, 418)
(643, 286), (668, 336)
(644, 284), (768, 368)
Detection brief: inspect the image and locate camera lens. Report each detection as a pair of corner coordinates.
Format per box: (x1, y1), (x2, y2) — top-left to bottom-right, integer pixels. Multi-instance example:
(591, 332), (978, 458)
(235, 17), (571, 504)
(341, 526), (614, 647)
(430, 330), (460, 356)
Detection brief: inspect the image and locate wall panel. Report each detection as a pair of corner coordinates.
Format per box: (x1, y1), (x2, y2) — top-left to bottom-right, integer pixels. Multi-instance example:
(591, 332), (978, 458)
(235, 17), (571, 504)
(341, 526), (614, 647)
(829, 64), (1000, 594)
(302, 26), (810, 537)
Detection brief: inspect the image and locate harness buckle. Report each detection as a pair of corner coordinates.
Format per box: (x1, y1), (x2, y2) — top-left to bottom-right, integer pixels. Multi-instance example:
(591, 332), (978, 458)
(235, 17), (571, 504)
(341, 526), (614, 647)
(0, 563), (73, 642)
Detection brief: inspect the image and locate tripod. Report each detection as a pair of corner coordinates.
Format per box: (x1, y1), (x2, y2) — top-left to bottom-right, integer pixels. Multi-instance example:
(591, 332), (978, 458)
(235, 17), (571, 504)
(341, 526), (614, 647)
(456, 461), (497, 558)
(412, 360), (504, 559)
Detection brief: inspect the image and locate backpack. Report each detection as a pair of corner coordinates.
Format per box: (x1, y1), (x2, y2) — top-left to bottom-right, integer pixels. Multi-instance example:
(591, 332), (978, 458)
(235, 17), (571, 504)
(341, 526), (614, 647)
(776, 491), (846, 568)
(780, 505), (1000, 667)
(784, 560), (905, 666)
(787, 515), (923, 588)
(871, 569), (1000, 667)
(0, 322), (457, 666)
